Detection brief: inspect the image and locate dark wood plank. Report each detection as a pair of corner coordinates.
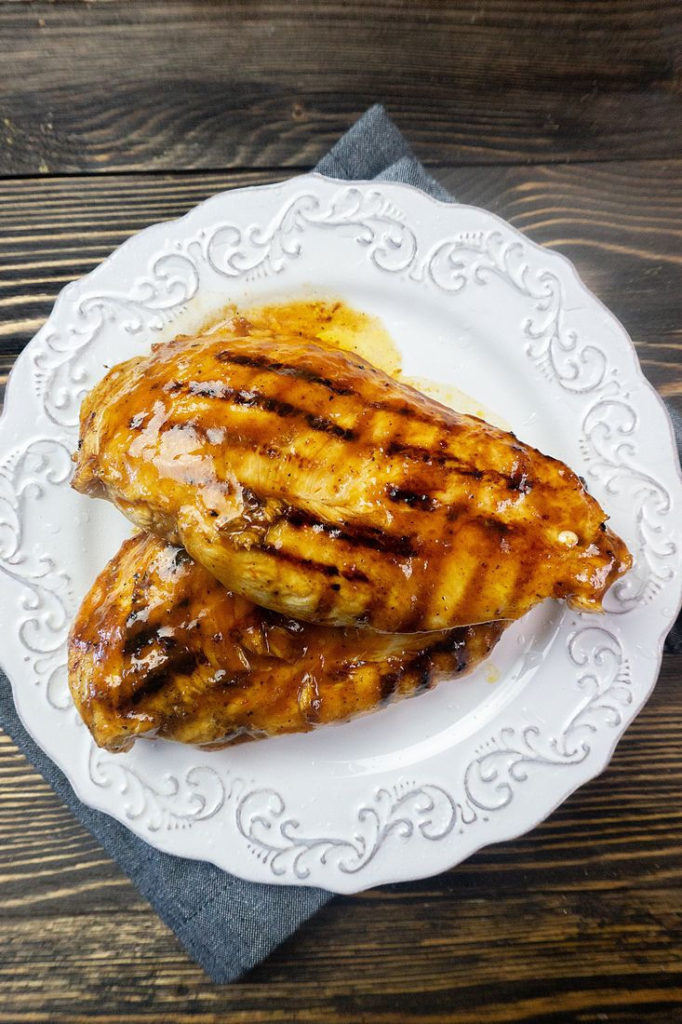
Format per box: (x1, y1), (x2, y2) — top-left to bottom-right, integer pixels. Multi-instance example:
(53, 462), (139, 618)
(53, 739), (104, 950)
(1, 654), (680, 1023)
(2, 159), (680, 409)
(0, 0), (680, 174)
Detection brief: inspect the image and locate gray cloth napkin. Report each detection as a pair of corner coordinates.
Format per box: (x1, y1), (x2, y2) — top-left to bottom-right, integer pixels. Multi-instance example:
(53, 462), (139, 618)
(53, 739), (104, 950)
(316, 103), (452, 200)
(0, 105), (679, 985)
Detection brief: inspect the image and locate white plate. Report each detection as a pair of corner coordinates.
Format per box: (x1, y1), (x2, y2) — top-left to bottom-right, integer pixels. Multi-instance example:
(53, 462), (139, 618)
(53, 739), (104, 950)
(1, 174), (680, 894)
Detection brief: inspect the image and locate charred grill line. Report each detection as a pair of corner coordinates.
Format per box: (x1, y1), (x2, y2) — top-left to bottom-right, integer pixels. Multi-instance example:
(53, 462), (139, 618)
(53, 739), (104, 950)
(387, 486), (437, 511)
(259, 543), (369, 583)
(123, 626), (159, 658)
(305, 413), (355, 440)
(367, 398), (464, 429)
(379, 671), (399, 701)
(215, 351), (357, 397)
(282, 507), (417, 558)
(127, 650), (200, 706)
(378, 629), (474, 703)
(185, 381), (358, 441)
(508, 470), (533, 494)
(386, 439), (534, 489)
(342, 567), (369, 582)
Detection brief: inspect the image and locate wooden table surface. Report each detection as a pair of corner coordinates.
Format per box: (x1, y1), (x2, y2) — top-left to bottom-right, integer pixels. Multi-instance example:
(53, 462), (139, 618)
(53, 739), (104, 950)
(1, 3), (681, 1022)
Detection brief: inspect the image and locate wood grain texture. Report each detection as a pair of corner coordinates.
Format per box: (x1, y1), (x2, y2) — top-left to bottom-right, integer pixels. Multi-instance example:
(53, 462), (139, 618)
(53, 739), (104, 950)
(0, 655), (680, 1023)
(0, 0), (680, 173)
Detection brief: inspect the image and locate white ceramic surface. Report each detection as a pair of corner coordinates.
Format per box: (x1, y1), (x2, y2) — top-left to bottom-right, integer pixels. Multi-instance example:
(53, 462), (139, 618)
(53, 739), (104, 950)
(1, 174), (680, 893)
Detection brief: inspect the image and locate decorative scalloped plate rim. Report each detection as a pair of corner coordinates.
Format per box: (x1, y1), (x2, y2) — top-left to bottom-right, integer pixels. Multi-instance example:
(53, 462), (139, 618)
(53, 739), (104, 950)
(0, 173), (680, 894)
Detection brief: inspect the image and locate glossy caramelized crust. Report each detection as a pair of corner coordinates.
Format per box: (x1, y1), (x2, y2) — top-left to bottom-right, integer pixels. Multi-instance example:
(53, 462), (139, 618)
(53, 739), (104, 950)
(68, 534), (505, 752)
(72, 318), (631, 631)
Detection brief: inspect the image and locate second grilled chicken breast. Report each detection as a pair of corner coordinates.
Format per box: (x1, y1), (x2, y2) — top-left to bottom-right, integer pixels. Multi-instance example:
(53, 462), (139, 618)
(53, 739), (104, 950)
(72, 317), (631, 631)
(69, 534), (505, 752)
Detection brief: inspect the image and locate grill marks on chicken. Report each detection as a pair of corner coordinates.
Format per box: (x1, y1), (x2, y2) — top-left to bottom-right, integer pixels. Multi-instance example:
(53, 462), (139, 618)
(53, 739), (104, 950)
(68, 534), (505, 752)
(72, 319), (631, 631)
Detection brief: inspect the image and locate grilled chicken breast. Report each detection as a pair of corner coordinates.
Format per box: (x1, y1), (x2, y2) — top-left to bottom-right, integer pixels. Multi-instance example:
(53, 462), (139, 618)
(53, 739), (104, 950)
(72, 317), (631, 631)
(69, 534), (505, 752)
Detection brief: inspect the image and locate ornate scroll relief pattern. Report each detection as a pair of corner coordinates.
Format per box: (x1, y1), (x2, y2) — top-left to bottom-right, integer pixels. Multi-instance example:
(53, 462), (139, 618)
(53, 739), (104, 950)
(463, 627), (630, 814)
(237, 627), (629, 878)
(206, 187), (417, 280)
(580, 390), (675, 610)
(236, 782), (457, 879)
(33, 251), (201, 427)
(88, 746), (226, 832)
(33, 188), (416, 427)
(0, 439), (74, 709)
(415, 229), (607, 392)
